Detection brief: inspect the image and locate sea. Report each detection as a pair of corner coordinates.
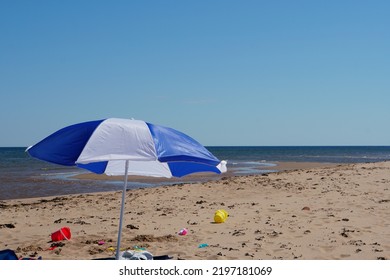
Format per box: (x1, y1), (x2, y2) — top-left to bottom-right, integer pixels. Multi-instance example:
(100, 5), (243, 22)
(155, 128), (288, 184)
(1, 146), (390, 200)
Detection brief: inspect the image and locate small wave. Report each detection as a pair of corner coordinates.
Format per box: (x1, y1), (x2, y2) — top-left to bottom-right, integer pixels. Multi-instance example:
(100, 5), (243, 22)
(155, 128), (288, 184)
(40, 172), (81, 176)
(234, 169), (277, 175)
(229, 161), (277, 167)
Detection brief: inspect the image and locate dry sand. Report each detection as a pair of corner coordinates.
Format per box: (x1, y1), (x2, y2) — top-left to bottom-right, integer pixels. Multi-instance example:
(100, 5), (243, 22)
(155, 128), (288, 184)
(0, 161), (389, 260)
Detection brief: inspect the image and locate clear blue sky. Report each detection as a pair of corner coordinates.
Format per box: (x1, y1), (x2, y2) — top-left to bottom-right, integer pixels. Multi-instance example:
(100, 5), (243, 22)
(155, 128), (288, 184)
(1, 0), (389, 146)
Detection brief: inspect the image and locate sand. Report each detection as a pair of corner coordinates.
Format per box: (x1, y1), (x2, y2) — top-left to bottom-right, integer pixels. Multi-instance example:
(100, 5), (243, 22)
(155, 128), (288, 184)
(0, 161), (389, 260)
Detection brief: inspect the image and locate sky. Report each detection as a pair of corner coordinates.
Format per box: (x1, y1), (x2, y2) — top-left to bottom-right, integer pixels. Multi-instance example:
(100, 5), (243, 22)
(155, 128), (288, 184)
(1, 0), (389, 147)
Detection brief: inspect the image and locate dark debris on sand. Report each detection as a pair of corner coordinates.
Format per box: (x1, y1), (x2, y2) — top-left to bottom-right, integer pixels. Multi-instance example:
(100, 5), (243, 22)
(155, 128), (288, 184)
(131, 234), (178, 242)
(0, 223), (15, 229)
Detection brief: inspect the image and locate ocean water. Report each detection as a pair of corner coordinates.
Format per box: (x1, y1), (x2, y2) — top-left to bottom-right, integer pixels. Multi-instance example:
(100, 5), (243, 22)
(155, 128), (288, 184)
(1, 146), (390, 200)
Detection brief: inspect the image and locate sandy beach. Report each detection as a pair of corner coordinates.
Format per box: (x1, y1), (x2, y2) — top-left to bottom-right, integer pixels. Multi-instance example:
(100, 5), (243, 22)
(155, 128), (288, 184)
(0, 161), (389, 260)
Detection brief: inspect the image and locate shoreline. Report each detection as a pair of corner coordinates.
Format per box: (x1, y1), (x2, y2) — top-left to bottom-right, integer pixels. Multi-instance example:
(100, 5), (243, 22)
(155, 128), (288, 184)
(71, 160), (335, 185)
(0, 161), (389, 260)
(0, 162), (336, 201)
(0, 161), (336, 201)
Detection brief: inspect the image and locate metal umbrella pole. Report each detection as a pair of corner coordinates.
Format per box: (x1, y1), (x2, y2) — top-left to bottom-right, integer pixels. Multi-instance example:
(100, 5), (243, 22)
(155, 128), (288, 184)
(116, 160), (129, 260)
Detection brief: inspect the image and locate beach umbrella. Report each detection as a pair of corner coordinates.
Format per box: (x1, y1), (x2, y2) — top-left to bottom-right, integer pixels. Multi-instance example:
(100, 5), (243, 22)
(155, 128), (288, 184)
(26, 118), (226, 259)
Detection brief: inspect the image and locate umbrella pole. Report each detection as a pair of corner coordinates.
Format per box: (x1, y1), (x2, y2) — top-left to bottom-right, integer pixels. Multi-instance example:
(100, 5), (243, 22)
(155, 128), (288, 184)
(116, 160), (129, 260)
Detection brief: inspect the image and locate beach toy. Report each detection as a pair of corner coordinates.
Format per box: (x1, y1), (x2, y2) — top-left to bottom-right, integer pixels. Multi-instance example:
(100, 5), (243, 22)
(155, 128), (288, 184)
(51, 227), (71, 242)
(214, 209), (228, 223)
(178, 228), (188, 236)
(133, 246), (146, 251)
(198, 243), (209, 248)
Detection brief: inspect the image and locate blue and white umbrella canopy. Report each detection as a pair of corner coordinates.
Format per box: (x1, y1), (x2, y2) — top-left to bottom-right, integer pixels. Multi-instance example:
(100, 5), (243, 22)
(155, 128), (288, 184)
(27, 118), (226, 259)
(27, 118), (227, 177)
